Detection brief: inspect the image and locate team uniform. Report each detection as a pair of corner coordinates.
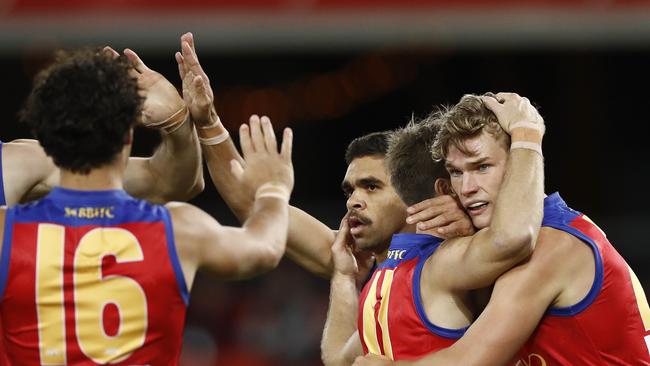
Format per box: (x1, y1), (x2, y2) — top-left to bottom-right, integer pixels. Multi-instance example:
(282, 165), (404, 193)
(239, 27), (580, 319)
(0, 187), (189, 365)
(358, 233), (467, 360)
(0, 141), (5, 206)
(0, 140), (7, 364)
(512, 193), (650, 365)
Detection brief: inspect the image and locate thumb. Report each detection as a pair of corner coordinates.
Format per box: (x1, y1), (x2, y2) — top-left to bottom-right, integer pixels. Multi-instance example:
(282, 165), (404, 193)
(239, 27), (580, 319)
(193, 75), (211, 106)
(230, 159), (245, 181)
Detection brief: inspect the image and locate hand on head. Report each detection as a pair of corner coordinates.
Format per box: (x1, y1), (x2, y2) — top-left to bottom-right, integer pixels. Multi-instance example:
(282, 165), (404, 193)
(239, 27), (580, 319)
(481, 92), (545, 135)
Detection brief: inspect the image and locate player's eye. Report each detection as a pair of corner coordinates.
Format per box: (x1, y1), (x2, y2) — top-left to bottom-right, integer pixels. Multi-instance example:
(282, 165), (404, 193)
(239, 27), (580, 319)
(448, 169), (462, 177)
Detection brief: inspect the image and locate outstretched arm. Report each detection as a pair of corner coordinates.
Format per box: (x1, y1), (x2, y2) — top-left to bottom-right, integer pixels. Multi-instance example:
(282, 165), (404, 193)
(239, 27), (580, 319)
(118, 48), (204, 203)
(175, 32), (336, 277)
(171, 115), (294, 287)
(322, 218), (365, 366)
(426, 93), (546, 290)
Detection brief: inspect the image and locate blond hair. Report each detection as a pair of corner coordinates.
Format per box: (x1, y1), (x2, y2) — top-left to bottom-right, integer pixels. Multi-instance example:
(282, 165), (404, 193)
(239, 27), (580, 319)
(431, 93), (509, 161)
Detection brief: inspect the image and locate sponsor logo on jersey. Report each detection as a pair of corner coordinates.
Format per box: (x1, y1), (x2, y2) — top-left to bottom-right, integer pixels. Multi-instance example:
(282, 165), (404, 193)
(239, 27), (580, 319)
(64, 206), (115, 219)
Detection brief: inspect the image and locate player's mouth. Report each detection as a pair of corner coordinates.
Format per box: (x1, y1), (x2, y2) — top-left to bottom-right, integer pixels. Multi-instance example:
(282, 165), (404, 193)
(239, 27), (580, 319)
(465, 201), (489, 216)
(348, 214), (371, 236)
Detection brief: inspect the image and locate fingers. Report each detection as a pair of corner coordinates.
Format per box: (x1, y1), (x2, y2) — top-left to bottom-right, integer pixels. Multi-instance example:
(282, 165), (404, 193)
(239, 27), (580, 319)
(280, 128), (293, 161)
(181, 39), (209, 82)
(481, 95), (502, 114)
(435, 219), (474, 237)
(406, 196), (449, 220)
(175, 51), (186, 80)
(123, 48), (150, 73)
(332, 215), (351, 251)
(495, 92), (517, 101)
(102, 46), (120, 59)
(248, 115), (266, 153)
(239, 124), (254, 156)
(181, 31), (196, 55)
(260, 116), (277, 152)
(415, 212), (454, 231)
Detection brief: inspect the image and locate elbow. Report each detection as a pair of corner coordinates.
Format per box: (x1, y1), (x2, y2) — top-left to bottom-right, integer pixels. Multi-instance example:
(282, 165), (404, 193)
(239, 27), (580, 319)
(188, 175), (206, 199)
(493, 225), (538, 261)
(321, 352), (345, 366)
(252, 242), (285, 274)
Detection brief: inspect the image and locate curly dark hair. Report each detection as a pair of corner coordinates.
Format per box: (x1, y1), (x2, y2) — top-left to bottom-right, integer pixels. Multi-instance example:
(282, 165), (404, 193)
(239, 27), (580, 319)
(20, 48), (143, 174)
(344, 130), (391, 165)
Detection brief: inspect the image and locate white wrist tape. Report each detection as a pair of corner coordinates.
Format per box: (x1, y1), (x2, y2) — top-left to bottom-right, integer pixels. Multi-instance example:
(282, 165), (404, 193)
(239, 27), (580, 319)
(145, 106), (189, 134)
(198, 116), (230, 145)
(255, 182), (290, 202)
(510, 141), (543, 156)
(163, 111), (190, 134)
(198, 130), (230, 145)
(510, 121), (545, 135)
(200, 115), (222, 130)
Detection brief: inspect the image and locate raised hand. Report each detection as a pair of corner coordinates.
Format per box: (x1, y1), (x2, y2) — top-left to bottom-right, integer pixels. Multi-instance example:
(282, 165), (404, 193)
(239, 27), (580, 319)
(175, 32), (217, 128)
(118, 48), (186, 131)
(406, 194), (475, 238)
(481, 92), (544, 135)
(231, 115), (294, 196)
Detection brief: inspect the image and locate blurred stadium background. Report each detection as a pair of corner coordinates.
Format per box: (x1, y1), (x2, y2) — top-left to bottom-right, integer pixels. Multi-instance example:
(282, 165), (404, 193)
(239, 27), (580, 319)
(1, 0), (649, 364)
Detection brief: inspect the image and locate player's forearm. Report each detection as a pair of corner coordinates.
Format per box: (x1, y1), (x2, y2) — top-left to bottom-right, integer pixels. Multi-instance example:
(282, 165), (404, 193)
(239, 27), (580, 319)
(241, 196), (290, 271)
(322, 273), (359, 366)
(200, 123), (252, 222)
(489, 144), (544, 261)
(147, 120), (204, 201)
(286, 207), (337, 277)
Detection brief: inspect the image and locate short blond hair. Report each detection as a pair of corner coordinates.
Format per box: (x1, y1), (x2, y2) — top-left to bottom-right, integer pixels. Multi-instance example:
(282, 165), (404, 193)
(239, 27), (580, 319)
(431, 93), (509, 161)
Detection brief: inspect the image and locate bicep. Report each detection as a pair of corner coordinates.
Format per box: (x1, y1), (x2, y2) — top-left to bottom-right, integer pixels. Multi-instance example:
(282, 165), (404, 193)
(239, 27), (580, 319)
(434, 260), (560, 366)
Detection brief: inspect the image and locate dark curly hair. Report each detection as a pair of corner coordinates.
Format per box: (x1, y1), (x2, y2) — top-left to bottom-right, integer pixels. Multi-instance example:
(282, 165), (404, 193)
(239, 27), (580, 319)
(20, 48), (143, 174)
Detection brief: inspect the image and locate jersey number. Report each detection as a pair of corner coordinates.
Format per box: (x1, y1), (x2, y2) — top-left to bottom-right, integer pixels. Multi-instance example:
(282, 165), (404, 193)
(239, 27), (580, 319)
(36, 224), (148, 365)
(361, 269), (395, 360)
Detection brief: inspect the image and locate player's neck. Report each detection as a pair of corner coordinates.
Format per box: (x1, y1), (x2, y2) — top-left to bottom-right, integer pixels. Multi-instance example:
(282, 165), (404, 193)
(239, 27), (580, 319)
(59, 164), (124, 192)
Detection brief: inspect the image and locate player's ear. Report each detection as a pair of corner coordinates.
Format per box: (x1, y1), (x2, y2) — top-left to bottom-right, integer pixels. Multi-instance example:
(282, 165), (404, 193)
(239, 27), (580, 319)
(434, 178), (454, 196)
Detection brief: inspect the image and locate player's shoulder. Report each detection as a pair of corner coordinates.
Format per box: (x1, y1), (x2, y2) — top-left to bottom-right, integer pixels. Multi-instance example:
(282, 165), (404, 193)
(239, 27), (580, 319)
(535, 227), (585, 259)
(523, 227), (589, 278)
(164, 201), (219, 230)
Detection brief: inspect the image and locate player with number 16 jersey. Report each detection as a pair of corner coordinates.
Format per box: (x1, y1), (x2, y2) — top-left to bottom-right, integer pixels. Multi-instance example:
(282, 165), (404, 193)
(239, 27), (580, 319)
(0, 188), (187, 365)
